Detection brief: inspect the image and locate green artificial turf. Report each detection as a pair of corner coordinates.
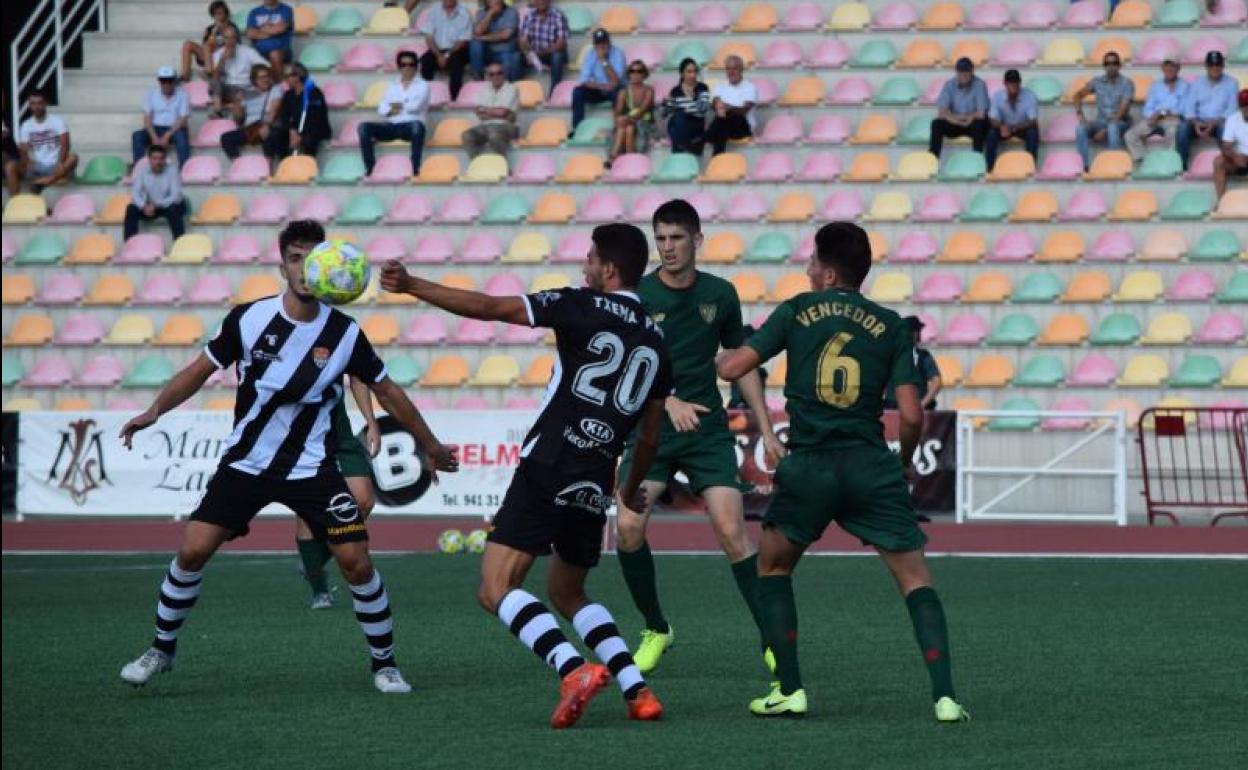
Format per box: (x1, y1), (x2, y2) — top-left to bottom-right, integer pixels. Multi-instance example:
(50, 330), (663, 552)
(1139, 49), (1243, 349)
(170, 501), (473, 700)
(3, 554), (1246, 768)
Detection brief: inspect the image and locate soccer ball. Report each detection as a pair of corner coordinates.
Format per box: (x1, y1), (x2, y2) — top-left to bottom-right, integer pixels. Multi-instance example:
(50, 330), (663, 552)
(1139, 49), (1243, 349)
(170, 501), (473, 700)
(304, 240), (370, 305)
(465, 529), (488, 554)
(437, 529), (465, 554)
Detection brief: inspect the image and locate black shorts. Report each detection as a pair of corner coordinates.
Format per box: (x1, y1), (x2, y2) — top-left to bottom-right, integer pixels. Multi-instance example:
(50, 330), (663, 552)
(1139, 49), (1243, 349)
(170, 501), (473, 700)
(488, 462), (614, 568)
(190, 466), (368, 544)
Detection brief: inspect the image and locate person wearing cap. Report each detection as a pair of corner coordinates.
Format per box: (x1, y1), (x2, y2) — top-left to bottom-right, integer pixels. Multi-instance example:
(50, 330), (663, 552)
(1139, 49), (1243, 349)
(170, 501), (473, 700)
(516, 0), (569, 93)
(357, 50), (431, 175)
(1177, 50), (1240, 169)
(1125, 59), (1189, 162)
(983, 69), (1039, 171)
(469, 0), (521, 82)
(419, 0), (473, 101)
(124, 144), (186, 241)
(244, 0), (293, 71)
(1073, 51), (1134, 171)
(1213, 89), (1248, 199)
(571, 28), (626, 130)
(884, 317), (942, 412)
(263, 62), (331, 163)
(929, 58), (990, 158)
(131, 66), (192, 168)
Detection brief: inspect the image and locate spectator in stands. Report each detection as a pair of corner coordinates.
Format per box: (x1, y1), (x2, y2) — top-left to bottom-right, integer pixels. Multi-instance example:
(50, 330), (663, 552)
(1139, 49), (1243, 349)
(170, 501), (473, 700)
(707, 55), (756, 155)
(1125, 59), (1188, 162)
(516, 0), (569, 93)
(469, 0), (520, 82)
(883, 317), (942, 412)
(264, 63), (331, 162)
(357, 51), (430, 175)
(4, 90), (78, 195)
(131, 66), (192, 168)
(983, 69), (1039, 171)
(607, 60), (655, 165)
(1213, 90), (1248, 200)
(124, 144), (185, 240)
(245, 0), (294, 71)
(571, 28), (625, 130)
(419, 0), (473, 101)
(220, 63), (282, 159)
(2, 120), (18, 170)
(1178, 51), (1240, 169)
(662, 58), (710, 156)
(208, 25), (266, 118)
(929, 57), (989, 158)
(1073, 51), (1134, 171)
(179, 1), (236, 82)
(462, 63), (518, 159)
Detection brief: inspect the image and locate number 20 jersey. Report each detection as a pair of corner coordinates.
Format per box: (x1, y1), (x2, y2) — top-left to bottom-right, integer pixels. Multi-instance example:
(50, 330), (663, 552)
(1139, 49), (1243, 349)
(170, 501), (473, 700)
(519, 287), (673, 474)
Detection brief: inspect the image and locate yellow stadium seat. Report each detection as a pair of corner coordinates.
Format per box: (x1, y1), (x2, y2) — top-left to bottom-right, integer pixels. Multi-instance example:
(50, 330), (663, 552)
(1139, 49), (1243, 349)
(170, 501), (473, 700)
(94, 195), (131, 225)
(556, 154), (605, 184)
(703, 232), (745, 263)
(355, 81), (387, 109)
(1118, 355), (1169, 387)
(3, 194), (47, 223)
(414, 155), (461, 184)
(232, 274), (281, 304)
(1138, 229), (1186, 261)
(422, 355), (471, 387)
(934, 355), (964, 386)
(1085, 150), (1132, 181)
(3, 275), (35, 305)
(1107, 190), (1157, 222)
(1010, 191), (1059, 222)
(504, 232), (551, 264)
(599, 6), (639, 34)
(767, 357), (787, 387)
(946, 39), (989, 68)
(898, 40), (944, 69)
(518, 117), (569, 147)
(190, 193), (242, 224)
(711, 42), (758, 70)
(529, 272), (570, 293)
(471, 354), (521, 386)
(867, 272), (913, 303)
(863, 192), (912, 222)
(735, 3), (779, 32)
(731, 272), (768, 303)
(964, 355), (1014, 388)
(270, 155), (318, 185)
(848, 115), (897, 145)
(778, 77), (825, 107)
(440, 273), (477, 292)
(529, 192), (577, 224)
(1140, 313), (1193, 345)
(891, 152), (938, 182)
(1037, 231), (1085, 263)
(1039, 38), (1085, 67)
(826, 2), (870, 30)
(938, 232), (987, 263)
(1107, 1), (1151, 27)
(963, 272), (1011, 303)
(1212, 189), (1248, 219)
(4, 314), (53, 345)
(430, 118), (473, 148)
(293, 6), (317, 34)
(1062, 271), (1111, 303)
(362, 7), (409, 34)
(153, 314), (205, 346)
(867, 231), (889, 262)
(360, 314), (399, 346)
(460, 153), (509, 183)
(770, 272), (809, 302)
(105, 314), (156, 345)
(1114, 271), (1164, 302)
(165, 233), (213, 264)
(986, 151), (1035, 181)
(768, 192), (817, 223)
(514, 80), (544, 109)
(4, 397), (43, 411)
(919, 2), (964, 30)
(55, 397), (93, 412)
(699, 153), (747, 183)
(520, 354), (555, 386)
(1086, 37), (1133, 66)
(84, 274), (135, 305)
(65, 233), (116, 264)
(1223, 358), (1248, 388)
(1038, 313), (1090, 345)
(842, 152), (890, 182)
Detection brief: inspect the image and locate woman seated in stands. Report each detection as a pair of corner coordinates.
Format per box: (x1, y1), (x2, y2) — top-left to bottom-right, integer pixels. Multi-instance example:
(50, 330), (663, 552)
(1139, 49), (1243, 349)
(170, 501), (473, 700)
(607, 59), (655, 166)
(661, 57), (710, 156)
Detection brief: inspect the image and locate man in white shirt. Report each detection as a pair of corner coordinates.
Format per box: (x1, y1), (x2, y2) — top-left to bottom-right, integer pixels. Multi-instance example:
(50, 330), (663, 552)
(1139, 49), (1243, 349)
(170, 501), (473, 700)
(1213, 89), (1248, 199)
(4, 89), (78, 195)
(131, 66), (192, 167)
(418, 0), (472, 101)
(357, 50), (431, 175)
(220, 63), (283, 159)
(707, 55), (756, 155)
(209, 25), (266, 118)
(124, 144), (186, 240)
(462, 63), (519, 158)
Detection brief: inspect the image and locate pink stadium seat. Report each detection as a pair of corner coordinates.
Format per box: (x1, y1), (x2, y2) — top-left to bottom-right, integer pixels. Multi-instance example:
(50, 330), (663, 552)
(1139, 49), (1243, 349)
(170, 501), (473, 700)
(321, 80), (358, 109)
(504, 396), (541, 410)
(77, 355), (126, 388)
(992, 39), (1039, 67)
(966, 1), (1010, 29)
(1037, 150), (1084, 181)
(434, 192), (481, 224)
(1060, 1), (1105, 28)
(452, 396), (490, 410)
(686, 191), (722, 222)
(339, 43), (386, 72)
(607, 154), (651, 183)
(553, 231), (593, 263)
(757, 115), (803, 145)
(872, 2), (919, 29)
(1202, 0), (1246, 25)
(1014, 1), (1059, 29)
(1087, 231), (1135, 261)
(546, 80), (577, 108)
(1184, 150), (1219, 180)
(794, 233), (816, 261)
(762, 40), (803, 68)
(1136, 36), (1182, 65)
(1194, 312), (1245, 344)
(914, 272), (963, 303)
(688, 4), (732, 32)
(364, 234), (407, 264)
(186, 274), (232, 304)
(385, 193), (434, 223)
(135, 274), (183, 305)
(913, 191), (961, 222)
(335, 117), (364, 147)
(499, 324), (546, 344)
(410, 233), (455, 263)
(629, 191), (666, 223)
(1183, 36), (1228, 65)
(749, 152), (795, 182)
(797, 152), (842, 181)
(427, 80), (451, 109)
(366, 155), (414, 184)
(47, 193), (95, 223)
(293, 192), (338, 222)
(450, 319), (495, 345)
(625, 43), (664, 72)
(780, 2), (823, 30)
(241, 193), (290, 224)
(1042, 397), (1094, 431)
(807, 115), (851, 144)
(822, 191), (865, 220)
(642, 7), (684, 32)
(458, 233), (503, 263)
(401, 313), (447, 345)
(106, 396), (143, 410)
(37, 273), (85, 304)
(1068, 354), (1118, 386)
(213, 234), (262, 264)
(192, 119), (235, 148)
(1200, 400), (1248, 429)
(988, 231), (1037, 262)
(225, 155), (268, 184)
(482, 272), (526, 296)
(184, 80), (210, 109)
(650, 75), (678, 98)
(262, 240), (282, 264)
(753, 77), (780, 106)
(1059, 190), (1109, 222)
(453, 81), (488, 108)
(1042, 113), (1080, 143)
(578, 191), (626, 223)
(22, 355), (74, 388)
(722, 190), (770, 221)
(54, 314), (105, 345)
(512, 154), (556, 184)
(916, 312), (940, 344)
(828, 77), (872, 105)
(411, 396), (441, 410)
(1168, 269), (1217, 301)
(806, 40), (851, 69)
(940, 313), (989, 345)
(891, 232), (939, 263)
(116, 234), (164, 264)
(919, 78), (947, 106)
(2, 232), (16, 261)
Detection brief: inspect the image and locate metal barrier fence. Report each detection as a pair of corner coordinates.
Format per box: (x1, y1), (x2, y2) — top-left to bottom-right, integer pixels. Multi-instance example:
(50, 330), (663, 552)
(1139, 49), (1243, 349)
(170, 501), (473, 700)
(1137, 407), (1248, 526)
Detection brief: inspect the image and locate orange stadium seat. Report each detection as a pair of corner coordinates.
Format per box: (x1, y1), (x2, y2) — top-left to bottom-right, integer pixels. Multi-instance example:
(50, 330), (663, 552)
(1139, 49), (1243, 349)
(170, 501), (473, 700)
(153, 315), (206, 346)
(699, 153), (748, 183)
(360, 314), (400, 346)
(84, 274), (135, 305)
(770, 272), (809, 302)
(95, 195), (132, 225)
(934, 355), (964, 386)
(422, 355), (471, 387)
(232, 275), (281, 304)
(964, 355), (1015, 387)
(703, 232), (745, 263)
(1038, 313), (1091, 345)
(963, 272), (1012, 303)
(1037, 231), (1086, 263)
(842, 152), (889, 182)
(66, 234), (117, 264)
(4, 314), (54, 346)
(519, 355), (555, 386)
(731, 272), (768, 303)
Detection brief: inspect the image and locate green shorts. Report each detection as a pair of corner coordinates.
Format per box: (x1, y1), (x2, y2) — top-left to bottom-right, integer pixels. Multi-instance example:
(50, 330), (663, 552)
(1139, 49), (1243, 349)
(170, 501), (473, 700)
(765, 445), (926, 553)
(332, 403), (372, 479)
(618, 413), (741, 495)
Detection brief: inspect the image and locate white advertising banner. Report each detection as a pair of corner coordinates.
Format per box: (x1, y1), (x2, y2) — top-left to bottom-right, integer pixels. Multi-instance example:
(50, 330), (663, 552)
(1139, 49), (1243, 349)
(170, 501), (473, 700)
(17, 410), (531, 517)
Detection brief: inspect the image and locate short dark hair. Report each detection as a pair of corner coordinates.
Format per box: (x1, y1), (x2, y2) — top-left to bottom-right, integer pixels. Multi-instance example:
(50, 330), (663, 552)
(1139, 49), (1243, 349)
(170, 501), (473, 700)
(249, 63), (270, 84)
(279, 220), (325, 260)
(28, 88), (48, 102)
(652, 198), (701, 236)
(814, 222), (873, 288)
(1003, 69), (1021, 83)
(592, 223), (649, 288)
(396, 50), (418, 68)
(147, 144), (168, 157)
(208, 1), (230, 16)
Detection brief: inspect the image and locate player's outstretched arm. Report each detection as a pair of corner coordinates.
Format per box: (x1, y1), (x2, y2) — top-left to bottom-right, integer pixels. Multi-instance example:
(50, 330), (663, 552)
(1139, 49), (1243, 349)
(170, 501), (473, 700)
(735, 368), (786, 465)
(380, 260), (529, 325)
(368, 376), (460, 480)
(715, 346), (762, 382)
(347, 375), (381, 457)
(119, 353), (217, 448)
(617, 397), (666, 514)
(894, 383), (924, 476)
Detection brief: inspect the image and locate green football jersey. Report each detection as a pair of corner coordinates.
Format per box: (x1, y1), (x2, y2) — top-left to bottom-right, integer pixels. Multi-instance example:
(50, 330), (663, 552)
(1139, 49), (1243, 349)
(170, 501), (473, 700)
(637, 269), (746, 416)
(746, 287), (919, 450)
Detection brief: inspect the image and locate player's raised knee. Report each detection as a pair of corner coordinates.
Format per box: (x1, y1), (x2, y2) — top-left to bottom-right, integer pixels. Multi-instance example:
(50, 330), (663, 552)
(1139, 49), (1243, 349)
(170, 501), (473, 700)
(335, 552), (374, 585)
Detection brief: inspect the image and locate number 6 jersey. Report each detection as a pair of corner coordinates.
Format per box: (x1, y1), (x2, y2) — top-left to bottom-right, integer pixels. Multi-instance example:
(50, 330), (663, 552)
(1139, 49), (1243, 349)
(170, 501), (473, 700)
(519, 287), (673, 473)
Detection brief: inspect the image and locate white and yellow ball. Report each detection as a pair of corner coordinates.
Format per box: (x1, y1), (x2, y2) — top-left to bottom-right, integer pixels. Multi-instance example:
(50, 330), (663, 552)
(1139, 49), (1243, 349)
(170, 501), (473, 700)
(437, 529), (465, 554)
(465, 529), (488, 554)
(304, 239), (370, 305)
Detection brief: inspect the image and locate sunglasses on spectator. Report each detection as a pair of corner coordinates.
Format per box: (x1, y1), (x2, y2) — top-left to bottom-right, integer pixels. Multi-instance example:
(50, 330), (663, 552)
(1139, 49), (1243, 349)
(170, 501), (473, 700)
(399, 61), (417, 68)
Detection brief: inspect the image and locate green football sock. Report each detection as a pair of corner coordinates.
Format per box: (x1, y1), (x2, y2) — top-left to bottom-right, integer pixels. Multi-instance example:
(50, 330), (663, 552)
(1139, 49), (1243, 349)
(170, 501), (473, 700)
(296, 538), (332, 596)
(617, 541), (670, 633)
(730, 553), (767, 648)
(758, 575), (802, 695)
(905, 586), (956, 701)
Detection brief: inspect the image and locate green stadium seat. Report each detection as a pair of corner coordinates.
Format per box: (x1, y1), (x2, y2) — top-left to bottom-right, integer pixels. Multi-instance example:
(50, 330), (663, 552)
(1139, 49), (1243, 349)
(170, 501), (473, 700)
(15, 233), (68, 265)
(745, 232), (793, 263)
(897, 116), (931, 145)
(1133, 150), (1182, 180)
(385, 355), (424, 387)
(664, 41), (712, 70)
(1013, 272), (1064, 303)
(480, 193), (531, 224)
(1232, 36), (1248, 65)
(850, 39), (897, 68)
(1028, 76), (1063, 105)
(79, 155), (126, 185)
(1169, 355), (1222, 388)
(1218, 272), (1248, 303)
(988, 398), (1042, 431)
(319, 155), (366, 184)
(938, 151), (987, 182)
(318, 7), (364, 34)
(1160, 190), (1212, 220)
(337, 193), (386, 224)
(986, 313), (1040, 346)
(566, 117), (613, 147)
(299, 42), (342, 72)
(1, 353), (24, 387)
(1091, 312), (1142, 345)
(123, 356), (175, 389)
(1013, 355), (1067, 388)
(872, 77), (921, 106)
(651, 152), (700, 182)
(564, 6), (594, 35)
(1191, 230), (1241, 262)
(1154, 0), (1200, 27)
(960, 190), (1011, 222)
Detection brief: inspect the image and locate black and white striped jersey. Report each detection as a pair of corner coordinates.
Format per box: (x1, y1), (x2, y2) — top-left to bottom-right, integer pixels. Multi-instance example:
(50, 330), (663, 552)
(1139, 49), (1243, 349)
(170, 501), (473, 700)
(204, 295), (387, 480)
(518, 287), (672, 474)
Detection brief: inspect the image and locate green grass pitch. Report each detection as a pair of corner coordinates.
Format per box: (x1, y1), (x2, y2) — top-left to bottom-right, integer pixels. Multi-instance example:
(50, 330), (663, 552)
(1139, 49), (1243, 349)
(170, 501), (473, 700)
(4, 553), (1246, 768)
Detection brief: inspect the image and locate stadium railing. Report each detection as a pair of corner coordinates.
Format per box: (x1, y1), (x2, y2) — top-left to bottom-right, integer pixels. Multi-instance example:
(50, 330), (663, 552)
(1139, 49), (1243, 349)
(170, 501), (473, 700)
(1137, 407), (1248, 526)
(9, 0), (106, 129)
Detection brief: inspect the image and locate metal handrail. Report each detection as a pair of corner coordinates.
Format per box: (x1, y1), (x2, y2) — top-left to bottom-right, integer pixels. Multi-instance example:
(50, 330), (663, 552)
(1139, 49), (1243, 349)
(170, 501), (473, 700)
(9, 0), (107, 130)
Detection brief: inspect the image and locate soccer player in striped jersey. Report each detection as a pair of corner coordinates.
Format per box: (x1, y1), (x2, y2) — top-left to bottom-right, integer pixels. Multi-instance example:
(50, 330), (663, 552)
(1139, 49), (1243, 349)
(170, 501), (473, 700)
(118, 220), (459, 694)
(381, 224), (670, 728)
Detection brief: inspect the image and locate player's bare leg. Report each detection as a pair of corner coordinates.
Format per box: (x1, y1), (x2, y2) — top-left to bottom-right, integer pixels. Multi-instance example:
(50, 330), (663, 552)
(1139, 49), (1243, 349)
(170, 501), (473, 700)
(615, 481), (677, 671)
(749, 526), (809, 716)
(327, 538), (409, 693)
(120, 521), (231, 685)
(702, 485), (770, 661)
(297, 475), (374, 608)
(877, 548), (969, 722)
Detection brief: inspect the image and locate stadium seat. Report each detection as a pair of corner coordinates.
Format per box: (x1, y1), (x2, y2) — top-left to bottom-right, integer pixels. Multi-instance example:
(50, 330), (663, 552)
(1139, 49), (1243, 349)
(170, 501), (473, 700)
(761, 40), (803, 69)
(5, 311), (56, 346)
(459, 154), (509, 184)
(1114, 271), (1164, 302)
(421, 356), (470, 388)
(83, 274), (135, 305)
(965, 355), (1014, 387)
(662, 40), (711, 70)
(892, 152), (937, 182)
(992, 38), (1040, 67)
(918, 2), (963, 29)
(939, 151), (987, 182)
(1076, 233), (1128, 263)
(1038, 313), (1091, 345)
(337, 193), (387, 226)
(1218, 272), (1248, 303)
(3, 194), (47, 225)
(1039, 38), (1084, 66)
(862, 191), (911, 222)
(1014, 272), (1064, 304)
(1065, 353), (1118, 387)
(917, 273), (966, 304)
(1060, 189), (1109, 222)
(190, 194), (241, 225)
(827, 76), (872, 105)
(458, 233), (504, 263)
(703, 232), (745, 264)
(163, 234), (212, 266)
(504, 233), (551, 264)
(549, 234), (589, 266)
(530, 193), (577, 224)
(781, 2), (823, 30)
(1194, 312), (1245, 344)
(897, 39), (943, 69)
(122, 356), (175, 389)
(470, 355), (521, 386)
(710, 42), (758, 70)
(1108, 190), (1159, 223)
(480, 194), (530, 224)
(1106, 0), (1151, 27)
(232, 274), (280, 304)
(734, 3), (778, 31)
(362, 155), (412, 185)
(649, 153), (699, 183)
(187, 274), (232, 305)
(987, 398), (1041, 431)
(1062, 271), (1112, 303)
(1085, 151), (1133, 181)
(3, 274), (35, 305)
(1138, 229), (1189, 262)
(1091, 312), (1142, 345)
(20, 355), (74, 388)
(78, 154), (126, 184)
(1118, 355), (1170, 387)
(747, 152), (794, 183)
(518, 354), (556, 387)
(1141, 313), (1194, 345)
(986, 152), (1036, 182)
(770, 272), (810, 302)
(135, 273), (183, 305)
(1, 232), (15, 262)
(909, 191), (959, 223)
(698, 153), (747, 183)
(529, 272), (571, 293)
(1064, 1), (1108, 30)
(986, 313), (1040, 346)
(962, 272), (1011, 303)
(46, 193), (95, 224)
(608, 154), (652, 183)
(1037, 231), (1084, 263)
(642, 6), (683, 33)
(556, 154), (605, 184)
(1224, 358), (1248, 388)
(105, 314), (155, 345)
(152, 315), (204, 347)
(361, 234), (405, 265)
(962, 190), (1011, 222)
(14, 233), (66, 266)
(891, 232), (938, 264)
(356, 314), (398, 347)
(113, 233), (164, 265)
(872, 2), (919, 29)
(729, 272), (767, 303)
(936, 313), (986, 346)
(361, 6), (407, 34)
(1212, 190), (1248, 220)
(806, 40), (851, 69)
(404, 233), (453, 265)
(827, 2), (870, 30)
(932, 231), (984, 265)
(821, 191), (865, 220)
(400, 314), (447, 346)
(51, 314), (102, 347)
(1036, 150), (1084, 181)
(947, 39), (990, 68)
(1015, 355), (1067, 387)
(745, 233), (793, 263)
(1168, 355), (1222, 388)
(851, 39), (897, 68)
(841, 152), (889, 183)
(721, 191), (768, 222)
(1133, 150), (1183, 182)
(72, 354), (124, 388)
(1010, 191), (1059, 222)
(777, 76), (825, 106)
(1161, 189), (1213, 220)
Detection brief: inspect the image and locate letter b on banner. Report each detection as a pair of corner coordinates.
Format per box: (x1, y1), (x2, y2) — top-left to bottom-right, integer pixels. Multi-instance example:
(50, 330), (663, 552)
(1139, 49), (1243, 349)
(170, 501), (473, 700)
(368, 415), (433, 506)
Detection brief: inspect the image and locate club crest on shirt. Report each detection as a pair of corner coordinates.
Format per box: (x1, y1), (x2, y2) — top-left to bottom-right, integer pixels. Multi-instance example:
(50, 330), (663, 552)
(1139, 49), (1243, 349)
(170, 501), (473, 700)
(312, 346), (330, 369)
(532, 290), (561, 307)
(265, 333), (279, 347)
(699, 304), (717, 324)
(651, 313), (666, 324)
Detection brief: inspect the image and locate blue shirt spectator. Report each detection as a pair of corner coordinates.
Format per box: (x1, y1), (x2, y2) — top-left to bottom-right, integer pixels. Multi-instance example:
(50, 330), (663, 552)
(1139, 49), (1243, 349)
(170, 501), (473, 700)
(246, 0), (293, 61)
(1143, 77), (1190, 119)
(989, 88), (1038, 127)
(1184, 72), (1240, 121)
(936, 76), (989, 117)
(578, 43), (626, 86)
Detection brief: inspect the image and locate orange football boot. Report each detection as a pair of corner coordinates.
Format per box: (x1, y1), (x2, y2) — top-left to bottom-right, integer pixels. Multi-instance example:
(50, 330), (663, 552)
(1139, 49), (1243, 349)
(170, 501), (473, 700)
(627, 687), (664, 721)
(550, 663), (611, 729)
